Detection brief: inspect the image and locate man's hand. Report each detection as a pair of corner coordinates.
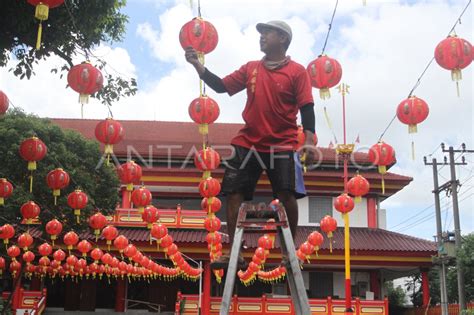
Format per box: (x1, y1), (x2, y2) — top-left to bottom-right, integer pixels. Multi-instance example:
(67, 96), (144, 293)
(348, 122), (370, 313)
(185, 47), (205, 76)
(302, 130), (317, 166)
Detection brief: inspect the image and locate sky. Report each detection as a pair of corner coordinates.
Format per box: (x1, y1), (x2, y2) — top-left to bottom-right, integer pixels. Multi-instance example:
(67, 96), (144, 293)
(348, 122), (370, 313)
(0, 0), (472, 240)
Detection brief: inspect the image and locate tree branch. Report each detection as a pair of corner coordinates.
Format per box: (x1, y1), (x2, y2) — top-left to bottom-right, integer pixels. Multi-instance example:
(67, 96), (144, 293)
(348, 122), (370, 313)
(52, 47), (74, 68)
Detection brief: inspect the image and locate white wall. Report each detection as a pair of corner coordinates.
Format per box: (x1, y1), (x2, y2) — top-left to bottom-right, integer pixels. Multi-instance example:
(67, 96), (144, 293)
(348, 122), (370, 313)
(297, 196), (310, 226)
(378, 208), (387, 229)
(333, 198), (368, 228)
(333, 271), (371, 299)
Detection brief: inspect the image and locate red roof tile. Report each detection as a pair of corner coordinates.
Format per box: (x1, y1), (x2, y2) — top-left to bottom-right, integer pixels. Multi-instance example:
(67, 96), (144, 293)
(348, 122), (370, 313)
(50, 119), (390, 167)
(27, 226), (434, 254)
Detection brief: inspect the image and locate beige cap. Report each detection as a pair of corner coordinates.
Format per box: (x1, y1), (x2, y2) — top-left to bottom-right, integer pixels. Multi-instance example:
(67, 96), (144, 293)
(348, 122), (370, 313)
(256, 20), (292, 43)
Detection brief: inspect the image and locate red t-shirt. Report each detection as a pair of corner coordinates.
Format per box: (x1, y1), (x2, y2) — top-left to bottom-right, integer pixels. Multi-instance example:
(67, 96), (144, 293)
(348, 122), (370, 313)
(222, 59), (313, 152)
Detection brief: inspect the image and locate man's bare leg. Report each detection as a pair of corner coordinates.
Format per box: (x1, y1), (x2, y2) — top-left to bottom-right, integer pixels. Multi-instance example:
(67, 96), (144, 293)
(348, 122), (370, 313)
(225, 192), (244, 243)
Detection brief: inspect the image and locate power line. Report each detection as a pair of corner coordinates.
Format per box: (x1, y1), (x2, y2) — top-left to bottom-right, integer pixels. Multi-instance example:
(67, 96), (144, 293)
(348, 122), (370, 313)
(320, 0), (339, 55)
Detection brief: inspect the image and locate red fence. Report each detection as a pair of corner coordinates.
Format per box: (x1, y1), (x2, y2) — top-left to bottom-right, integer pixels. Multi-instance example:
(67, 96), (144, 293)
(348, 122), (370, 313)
(176, 294), (389, 315)
(1, 288), (47, 315)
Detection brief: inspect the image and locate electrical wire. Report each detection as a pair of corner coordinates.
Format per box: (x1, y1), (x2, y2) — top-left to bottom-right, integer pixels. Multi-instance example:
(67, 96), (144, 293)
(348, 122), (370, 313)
(321, 0), (339, 55)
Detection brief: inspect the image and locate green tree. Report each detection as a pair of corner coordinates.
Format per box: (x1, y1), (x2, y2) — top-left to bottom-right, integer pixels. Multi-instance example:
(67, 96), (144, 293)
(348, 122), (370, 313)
(385, 281), (406, 307)
(0, 109), (119, 235)
(0, 0), (136, 106)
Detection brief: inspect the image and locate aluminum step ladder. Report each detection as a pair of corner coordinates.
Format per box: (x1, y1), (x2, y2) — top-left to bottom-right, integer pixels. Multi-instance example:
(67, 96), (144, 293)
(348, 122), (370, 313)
(218, 203), (311, 315)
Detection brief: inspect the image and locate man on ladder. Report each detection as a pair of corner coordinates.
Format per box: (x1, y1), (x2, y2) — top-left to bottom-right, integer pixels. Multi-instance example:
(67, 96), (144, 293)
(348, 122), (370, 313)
(185, 20), (316, 314)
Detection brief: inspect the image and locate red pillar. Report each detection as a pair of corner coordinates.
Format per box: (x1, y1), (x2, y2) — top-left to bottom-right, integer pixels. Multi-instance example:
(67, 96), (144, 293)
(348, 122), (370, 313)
(421, 271), (430, 307)
(121, 187), (131, 208)
(202, 261), (211, 314)
(11, 276), (22, 310)
(367, 198), (377, 228)
(115, 277), (127, 312)
(369, 271), (381, 300)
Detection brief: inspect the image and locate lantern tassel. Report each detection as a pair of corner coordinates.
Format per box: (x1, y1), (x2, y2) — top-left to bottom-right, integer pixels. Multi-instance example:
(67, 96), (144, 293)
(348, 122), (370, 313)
(324, 107), (333, 130)
(329, 239), (333, 253)
(29, 174), (33, 193)
(456, 81), (460, 98)
(54, 196), (57, 206)
(411, 141), (416, 161)
(81, 103), (84, 119)
(36, 22), (43, 50)
(319, 88), (331, 100)
(381, 175), (385, 195)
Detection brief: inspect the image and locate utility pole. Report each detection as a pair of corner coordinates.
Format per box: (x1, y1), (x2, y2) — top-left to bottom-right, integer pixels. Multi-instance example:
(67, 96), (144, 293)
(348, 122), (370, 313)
(423, 156), (449, 315)
(441, 143), (472, 311)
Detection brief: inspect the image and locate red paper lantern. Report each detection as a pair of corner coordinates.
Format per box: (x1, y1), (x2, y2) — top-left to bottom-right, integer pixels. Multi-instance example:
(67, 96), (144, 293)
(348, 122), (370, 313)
(0, 224), (15, 245)
(95, 118), (124, 161)
(90, 248), (104, 263)
(27, 0), (64, 49)
(102, 225), (119, 247)
(347, 174), (370, 203)
(20, 201), (40, 224)
(0, 257), (4, 275)
(179, 18), (219, 54)
(124, 244), (137, 260)
(9, 261), (21, 278)
(77, 240), (92, 258)
(117, 161), (142, 191)
(19, 136), (47, 174)
(38, 242), (53, 257)
(45, 219), (63, 244)
(198, 177), (221, 198)
(53, 249), (66, 262)
(46, 168), (70, 204)
(67, 189), (88, 222)
(307, 231), (324, 252)
(142, 205), (159, 228)
(368, 141), (396, 194)
(320, 215), (337, 253)
(17, 233), (34, 251)
(204, 216), (221, 233)
(194, 148), (221, 174)
(63, 231), (79, 251)
(307, 55), (342, 99)
(23, 251), (35, 264)
(0, 90), (9, 116)
(334, 193), (354, 214)
(201, 197), (222, 214)
(368, 141), (396, 175)
(113, 235), (129, 253)
(0, 178), (13, 206)
(131, 186), (152, 213)
(7, 246), (20, 261)
(151, 223), (168, 243)
(67, 62), (104, 105)
(159, 235), (173, 249)
(88, 212), (107, 240)
(258, 235), (273, 250)
(434, 35), (472, 94)
(396, 96), (429, 133)
(299, 241), (315, 262)
(189, 96), (220, 135)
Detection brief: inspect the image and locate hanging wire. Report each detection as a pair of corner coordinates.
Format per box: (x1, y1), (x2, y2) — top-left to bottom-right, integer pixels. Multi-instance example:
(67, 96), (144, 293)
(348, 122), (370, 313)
(321, 0), (339, 55)
(376, 0), (472, 141)
(197, 0), (202, 17)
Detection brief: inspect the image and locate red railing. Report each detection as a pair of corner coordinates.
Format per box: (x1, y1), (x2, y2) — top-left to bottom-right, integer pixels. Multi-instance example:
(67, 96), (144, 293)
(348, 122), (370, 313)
(175, 293), (389, 315)
(1, 288), (47, 315)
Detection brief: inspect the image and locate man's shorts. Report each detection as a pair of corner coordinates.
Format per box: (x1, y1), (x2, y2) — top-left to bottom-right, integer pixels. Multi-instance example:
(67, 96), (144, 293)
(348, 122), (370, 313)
(221, 145), (305, 201)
